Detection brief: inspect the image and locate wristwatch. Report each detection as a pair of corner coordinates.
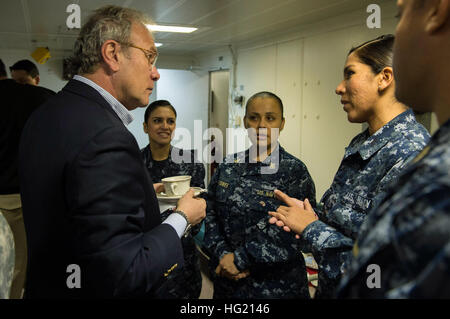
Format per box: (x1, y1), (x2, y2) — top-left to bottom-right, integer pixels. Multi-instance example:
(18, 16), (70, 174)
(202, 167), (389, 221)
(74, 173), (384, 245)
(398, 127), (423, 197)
(172, 210), (192, 238)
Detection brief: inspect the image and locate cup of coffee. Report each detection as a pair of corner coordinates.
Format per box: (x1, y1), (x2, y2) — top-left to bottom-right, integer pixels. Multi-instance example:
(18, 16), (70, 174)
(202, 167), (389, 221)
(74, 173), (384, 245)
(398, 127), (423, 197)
(161, 175), (192, 196)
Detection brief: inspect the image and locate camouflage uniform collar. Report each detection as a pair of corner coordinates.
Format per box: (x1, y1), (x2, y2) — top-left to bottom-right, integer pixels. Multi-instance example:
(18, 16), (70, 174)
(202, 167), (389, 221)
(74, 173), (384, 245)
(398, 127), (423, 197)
(412, 116), (450, 165)
(430, 116), (450, 146)
(236, 144), (283, 176)
(346, 109), (415, 161)
(153, 144), (176, 161)
(142, 144), (177, 166)
(244, 143), (283, 165)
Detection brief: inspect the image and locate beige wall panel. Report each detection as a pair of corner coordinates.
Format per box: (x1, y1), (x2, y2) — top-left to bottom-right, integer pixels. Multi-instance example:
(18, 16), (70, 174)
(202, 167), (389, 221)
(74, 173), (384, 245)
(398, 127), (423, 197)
(275, 39), (303, 159)
(237, 45), (277, 98)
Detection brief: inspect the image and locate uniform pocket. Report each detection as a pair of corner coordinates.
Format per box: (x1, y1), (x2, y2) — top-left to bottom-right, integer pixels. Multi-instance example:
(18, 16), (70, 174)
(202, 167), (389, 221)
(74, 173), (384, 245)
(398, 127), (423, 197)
(340, 190), (372, 214)
(245, 185), (280, 228)
(214, 179), (231, 203)
(208, 179), (234, 222)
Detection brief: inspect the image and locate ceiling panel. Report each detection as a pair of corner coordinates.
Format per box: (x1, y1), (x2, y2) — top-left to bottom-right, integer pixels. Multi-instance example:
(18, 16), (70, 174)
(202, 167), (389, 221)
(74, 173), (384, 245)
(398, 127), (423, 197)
(187, 0), (363, 42)
(229, 2), (367, 45)
(0, 0), (389, 58)
(124, 0), (179, 21)
(179, 0), (293, 30)
(155, 0), (244, 25)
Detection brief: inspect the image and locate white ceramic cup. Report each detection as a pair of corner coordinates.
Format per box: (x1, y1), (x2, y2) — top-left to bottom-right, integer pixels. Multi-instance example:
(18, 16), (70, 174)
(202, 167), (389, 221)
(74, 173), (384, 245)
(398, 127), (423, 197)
(161, 175), (192, 196)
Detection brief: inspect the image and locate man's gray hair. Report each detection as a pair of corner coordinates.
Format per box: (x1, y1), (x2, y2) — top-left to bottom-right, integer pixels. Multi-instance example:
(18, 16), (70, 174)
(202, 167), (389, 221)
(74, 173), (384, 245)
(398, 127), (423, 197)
(67, 5), (152, 75)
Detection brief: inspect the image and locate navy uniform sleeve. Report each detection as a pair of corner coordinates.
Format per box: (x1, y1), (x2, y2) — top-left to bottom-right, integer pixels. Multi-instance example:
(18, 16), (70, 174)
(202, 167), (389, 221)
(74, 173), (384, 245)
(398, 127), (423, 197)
(406, 241), (450, 298)
(65, 126), (183, 297)
(399, 186), (450, 298)
(339, 185), (450, 298)
(302, 220), (354, 298)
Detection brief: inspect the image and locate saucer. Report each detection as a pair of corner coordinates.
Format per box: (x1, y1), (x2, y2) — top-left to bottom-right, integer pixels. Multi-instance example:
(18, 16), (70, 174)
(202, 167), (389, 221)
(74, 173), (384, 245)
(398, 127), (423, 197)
(157, 187), (207, 201)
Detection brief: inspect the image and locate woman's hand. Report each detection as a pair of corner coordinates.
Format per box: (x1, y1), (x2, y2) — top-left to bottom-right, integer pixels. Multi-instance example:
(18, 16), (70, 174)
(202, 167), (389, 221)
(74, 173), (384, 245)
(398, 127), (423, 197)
(268, 189), (318, 238)
(215, 253), (250, 281)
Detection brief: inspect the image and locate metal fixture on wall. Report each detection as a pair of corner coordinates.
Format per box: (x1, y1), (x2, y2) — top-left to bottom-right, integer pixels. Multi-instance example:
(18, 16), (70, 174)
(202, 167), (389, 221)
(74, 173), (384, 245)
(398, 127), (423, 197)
(228, 44), (244, 108)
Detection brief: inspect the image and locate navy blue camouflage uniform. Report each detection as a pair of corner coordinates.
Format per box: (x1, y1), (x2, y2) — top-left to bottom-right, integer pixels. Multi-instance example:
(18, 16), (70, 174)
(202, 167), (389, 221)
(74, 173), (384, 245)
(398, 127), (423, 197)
(337, 117), (450, 298)
(141, 145), (205, 299)
(299, 110), (430, 298)
(204, 144), (316, 299)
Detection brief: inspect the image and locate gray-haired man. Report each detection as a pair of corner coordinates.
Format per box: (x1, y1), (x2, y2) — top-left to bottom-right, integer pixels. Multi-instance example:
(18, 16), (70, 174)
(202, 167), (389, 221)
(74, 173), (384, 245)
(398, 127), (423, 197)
(19, 5), (205, 298)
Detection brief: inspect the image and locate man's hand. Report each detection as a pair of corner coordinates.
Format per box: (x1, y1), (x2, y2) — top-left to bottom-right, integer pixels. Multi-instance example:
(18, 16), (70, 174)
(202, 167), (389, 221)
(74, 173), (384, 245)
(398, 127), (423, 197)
(176, 189), (206, 225)
(215, 253), (250, 281)
(268, 189), (318, 237)
(153, 183), (165, 194)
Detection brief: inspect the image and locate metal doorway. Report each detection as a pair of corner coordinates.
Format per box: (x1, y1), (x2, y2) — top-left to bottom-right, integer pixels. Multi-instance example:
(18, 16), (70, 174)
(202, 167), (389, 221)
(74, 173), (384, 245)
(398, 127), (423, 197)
(208, 70), (230, 182)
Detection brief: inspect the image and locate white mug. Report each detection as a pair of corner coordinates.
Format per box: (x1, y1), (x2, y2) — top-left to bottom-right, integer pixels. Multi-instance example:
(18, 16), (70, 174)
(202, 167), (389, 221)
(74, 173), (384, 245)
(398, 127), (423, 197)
(161, 175), (192, 196)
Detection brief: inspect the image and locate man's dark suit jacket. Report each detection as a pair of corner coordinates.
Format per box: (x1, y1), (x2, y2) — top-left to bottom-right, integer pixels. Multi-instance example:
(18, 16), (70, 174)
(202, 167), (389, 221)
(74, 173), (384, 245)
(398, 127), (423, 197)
(18, 79), (184, 298)
(0, 79), (55, 194)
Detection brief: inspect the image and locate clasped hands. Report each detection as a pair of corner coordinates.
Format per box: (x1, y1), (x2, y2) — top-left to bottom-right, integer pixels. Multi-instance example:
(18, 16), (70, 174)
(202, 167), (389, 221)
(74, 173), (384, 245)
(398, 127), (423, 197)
(215, 253), (250, 281)
(268, 189), (318, 238)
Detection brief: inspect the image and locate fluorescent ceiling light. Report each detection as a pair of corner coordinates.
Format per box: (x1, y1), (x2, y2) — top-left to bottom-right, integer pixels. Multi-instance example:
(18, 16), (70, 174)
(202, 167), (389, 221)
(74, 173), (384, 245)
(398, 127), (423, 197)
(147, 24), (197, 33)
(155, 43), (163, 47)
